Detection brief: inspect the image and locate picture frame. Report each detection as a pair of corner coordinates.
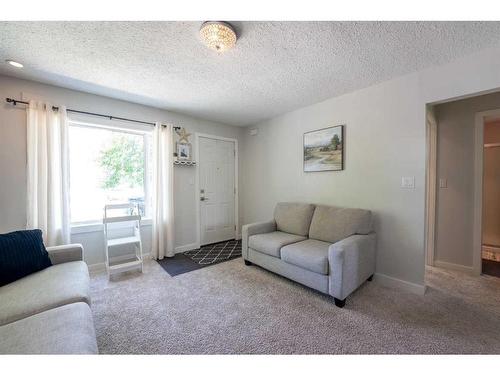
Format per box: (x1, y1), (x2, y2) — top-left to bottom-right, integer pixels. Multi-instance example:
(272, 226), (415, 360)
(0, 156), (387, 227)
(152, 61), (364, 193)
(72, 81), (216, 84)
(303, 125), (344, 172)
(176, 142), (192, 160)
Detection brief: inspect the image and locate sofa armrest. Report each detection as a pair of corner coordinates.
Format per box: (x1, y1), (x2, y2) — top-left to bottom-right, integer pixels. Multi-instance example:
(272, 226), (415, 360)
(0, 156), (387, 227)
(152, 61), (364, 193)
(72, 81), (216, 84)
(241, 220), (276, 259)
(46, 243), (84, 265)
(328, 233), (376, 300)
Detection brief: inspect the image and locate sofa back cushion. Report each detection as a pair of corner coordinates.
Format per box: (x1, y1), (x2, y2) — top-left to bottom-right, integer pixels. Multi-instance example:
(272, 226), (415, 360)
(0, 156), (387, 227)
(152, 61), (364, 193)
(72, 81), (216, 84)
(274, 202), (316, 236)
(0, 229), (52, 287)
(309, 205), (372, 243)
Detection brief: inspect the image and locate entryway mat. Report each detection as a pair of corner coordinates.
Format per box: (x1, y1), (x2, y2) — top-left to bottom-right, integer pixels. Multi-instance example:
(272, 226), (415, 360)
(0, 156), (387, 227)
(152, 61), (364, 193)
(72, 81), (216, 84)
(157, 239), (241, 276)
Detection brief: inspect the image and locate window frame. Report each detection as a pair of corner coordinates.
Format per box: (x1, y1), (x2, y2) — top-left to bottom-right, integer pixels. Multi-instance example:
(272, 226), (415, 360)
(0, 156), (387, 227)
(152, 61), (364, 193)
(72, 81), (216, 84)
(67, 118), (153, 228)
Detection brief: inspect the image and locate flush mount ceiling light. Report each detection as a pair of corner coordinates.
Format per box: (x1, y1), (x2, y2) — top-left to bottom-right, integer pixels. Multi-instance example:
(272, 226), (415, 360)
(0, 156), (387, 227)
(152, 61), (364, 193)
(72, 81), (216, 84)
(199, 21), (237, 53)
(6, 60), (23, 68)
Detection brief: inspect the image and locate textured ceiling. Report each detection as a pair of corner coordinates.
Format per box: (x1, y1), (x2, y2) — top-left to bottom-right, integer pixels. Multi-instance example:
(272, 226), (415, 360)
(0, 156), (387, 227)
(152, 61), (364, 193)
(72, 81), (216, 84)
(1, 22), (500, 126)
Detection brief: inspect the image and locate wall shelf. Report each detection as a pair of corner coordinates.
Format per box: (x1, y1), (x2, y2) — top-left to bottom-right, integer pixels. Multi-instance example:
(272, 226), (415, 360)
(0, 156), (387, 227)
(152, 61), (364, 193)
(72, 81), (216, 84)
(174, 160), (197, 166)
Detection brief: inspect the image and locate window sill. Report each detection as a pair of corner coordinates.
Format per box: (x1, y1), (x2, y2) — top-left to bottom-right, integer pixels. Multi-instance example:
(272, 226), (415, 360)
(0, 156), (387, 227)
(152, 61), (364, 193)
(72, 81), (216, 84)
(71, 218), (152, 235)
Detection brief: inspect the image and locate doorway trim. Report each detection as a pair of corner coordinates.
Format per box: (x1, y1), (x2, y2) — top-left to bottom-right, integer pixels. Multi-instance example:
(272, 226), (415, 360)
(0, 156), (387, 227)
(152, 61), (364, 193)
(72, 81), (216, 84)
(194, 133), (239, 247)
(425, 107), (438, 267)
(472, 109), (500, 275)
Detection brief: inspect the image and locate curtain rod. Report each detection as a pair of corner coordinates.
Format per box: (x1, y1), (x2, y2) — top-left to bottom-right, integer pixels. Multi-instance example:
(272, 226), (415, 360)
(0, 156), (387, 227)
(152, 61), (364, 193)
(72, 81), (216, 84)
(5, 98), (179, 130)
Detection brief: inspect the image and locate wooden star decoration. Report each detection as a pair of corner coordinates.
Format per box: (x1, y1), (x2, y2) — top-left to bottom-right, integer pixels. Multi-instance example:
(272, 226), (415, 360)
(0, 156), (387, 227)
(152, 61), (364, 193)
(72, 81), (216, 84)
(176, 127), (192, 143)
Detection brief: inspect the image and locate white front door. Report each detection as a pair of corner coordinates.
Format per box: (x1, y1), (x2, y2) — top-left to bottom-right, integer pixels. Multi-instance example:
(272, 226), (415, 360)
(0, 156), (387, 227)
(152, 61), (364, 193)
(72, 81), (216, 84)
(199, 136), (235, 245)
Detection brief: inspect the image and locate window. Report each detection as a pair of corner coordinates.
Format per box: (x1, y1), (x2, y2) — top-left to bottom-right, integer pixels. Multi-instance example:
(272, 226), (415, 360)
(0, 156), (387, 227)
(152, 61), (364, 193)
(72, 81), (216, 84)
(68, 121), (152, 224)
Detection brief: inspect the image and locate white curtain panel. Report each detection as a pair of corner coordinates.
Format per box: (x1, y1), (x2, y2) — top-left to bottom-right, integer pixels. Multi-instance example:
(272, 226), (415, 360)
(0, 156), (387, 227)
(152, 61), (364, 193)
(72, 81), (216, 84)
(151, 122), (175, 259)
(26, 100), (71, 246)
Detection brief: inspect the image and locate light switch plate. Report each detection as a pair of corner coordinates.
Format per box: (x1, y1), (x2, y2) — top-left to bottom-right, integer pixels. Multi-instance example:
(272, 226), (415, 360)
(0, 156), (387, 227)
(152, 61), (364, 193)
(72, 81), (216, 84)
(401, 176), (415, 189)
(439, 178), (447, 188)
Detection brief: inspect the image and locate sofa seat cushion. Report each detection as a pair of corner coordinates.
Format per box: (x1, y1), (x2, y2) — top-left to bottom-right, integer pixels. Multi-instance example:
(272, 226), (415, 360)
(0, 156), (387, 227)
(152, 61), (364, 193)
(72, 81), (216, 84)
(274, 202), (316, 236)
(281, 239), (331, 275)
(0, 302), (98, 354)
(0, 261), (90, 326)
(309, 205), (373, 244)
(248, 231), (306, 258)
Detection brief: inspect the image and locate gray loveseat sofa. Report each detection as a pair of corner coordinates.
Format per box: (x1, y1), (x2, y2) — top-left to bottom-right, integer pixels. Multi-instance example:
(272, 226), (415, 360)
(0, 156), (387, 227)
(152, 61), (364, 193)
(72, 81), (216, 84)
(242, 202), (376, 307)
(0, 244), (98, 354)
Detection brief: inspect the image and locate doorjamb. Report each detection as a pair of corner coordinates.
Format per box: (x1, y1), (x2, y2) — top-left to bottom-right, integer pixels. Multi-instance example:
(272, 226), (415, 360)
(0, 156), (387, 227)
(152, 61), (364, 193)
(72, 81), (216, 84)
(195, 132), (239, 247)
(425, 107), (438, 267)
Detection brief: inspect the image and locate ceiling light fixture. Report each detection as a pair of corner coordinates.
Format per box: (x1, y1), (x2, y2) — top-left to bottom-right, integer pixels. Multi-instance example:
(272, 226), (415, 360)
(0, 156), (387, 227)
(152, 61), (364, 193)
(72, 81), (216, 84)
(199, 21), (237, 53)
(6, 60), (23, 68)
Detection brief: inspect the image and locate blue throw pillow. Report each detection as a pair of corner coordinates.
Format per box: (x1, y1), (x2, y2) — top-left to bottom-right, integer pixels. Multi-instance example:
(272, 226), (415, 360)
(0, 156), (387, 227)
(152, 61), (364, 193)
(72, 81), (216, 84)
(0, 229), (52, 286)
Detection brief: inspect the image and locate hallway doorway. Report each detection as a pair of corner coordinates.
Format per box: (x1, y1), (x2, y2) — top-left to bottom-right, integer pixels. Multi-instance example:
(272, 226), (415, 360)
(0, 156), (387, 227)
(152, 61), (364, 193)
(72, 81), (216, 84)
(425, 91), (500, 279)
(481, 118), (500, 277)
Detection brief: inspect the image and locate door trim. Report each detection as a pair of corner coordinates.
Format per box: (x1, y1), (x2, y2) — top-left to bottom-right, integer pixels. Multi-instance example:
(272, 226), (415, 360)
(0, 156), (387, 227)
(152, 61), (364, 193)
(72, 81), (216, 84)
(425, 106), (438, 267)
(195, 133), (239, 247)
(472, 109), (500, 275)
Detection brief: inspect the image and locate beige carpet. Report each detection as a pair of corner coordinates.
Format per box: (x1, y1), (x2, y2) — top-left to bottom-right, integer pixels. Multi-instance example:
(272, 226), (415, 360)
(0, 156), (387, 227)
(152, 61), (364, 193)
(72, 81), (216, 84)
(90, 259), (500, 354)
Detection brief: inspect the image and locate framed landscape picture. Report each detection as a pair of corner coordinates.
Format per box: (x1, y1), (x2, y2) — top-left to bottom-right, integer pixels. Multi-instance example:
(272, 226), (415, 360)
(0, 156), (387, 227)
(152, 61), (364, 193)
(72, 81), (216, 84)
(303, 125), (344, 172)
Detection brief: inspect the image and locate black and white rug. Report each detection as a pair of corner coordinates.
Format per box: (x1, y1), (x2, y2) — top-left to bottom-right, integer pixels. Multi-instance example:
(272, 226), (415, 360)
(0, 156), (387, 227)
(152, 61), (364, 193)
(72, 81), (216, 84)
(184, 239), (241, 265)
(157, 239), (241, 277)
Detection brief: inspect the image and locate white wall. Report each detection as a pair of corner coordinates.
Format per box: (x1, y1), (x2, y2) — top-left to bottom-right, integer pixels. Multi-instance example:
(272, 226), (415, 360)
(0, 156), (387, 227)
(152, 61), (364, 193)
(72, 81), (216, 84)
(0, 75), (243, 267)
(241, 44), (500, 288)
(241, 73), (426, 286)
(434, 92), (500, 268)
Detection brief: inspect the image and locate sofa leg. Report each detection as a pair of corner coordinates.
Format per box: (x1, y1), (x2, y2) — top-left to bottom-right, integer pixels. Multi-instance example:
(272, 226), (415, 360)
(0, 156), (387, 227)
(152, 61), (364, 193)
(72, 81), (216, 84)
(244, 260), (253, 266)
(367, 274), (374, 281)
(334, 298), (346, 308)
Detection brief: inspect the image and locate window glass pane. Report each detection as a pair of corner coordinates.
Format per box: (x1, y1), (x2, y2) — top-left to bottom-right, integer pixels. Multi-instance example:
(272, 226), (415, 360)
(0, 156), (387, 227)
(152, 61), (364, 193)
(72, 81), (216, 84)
(69, 124), (151, 223)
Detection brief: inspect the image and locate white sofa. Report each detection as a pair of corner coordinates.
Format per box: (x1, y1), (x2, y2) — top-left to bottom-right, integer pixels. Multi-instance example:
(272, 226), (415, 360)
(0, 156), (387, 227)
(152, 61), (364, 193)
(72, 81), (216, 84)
(242, 202), (376, 307)
(0, 244), (98, 354)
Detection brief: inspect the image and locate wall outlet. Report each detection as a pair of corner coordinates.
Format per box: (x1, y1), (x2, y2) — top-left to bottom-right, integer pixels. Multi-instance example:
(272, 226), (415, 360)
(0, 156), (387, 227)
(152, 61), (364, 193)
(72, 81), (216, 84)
(439, 178), (447, 188)
(401, 176), (415, 189)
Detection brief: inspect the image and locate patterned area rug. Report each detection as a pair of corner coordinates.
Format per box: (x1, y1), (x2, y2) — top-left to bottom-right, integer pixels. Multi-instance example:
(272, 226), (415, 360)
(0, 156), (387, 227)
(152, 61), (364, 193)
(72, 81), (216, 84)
(157, 239), (241, 277)
(184, 239), (241, 265)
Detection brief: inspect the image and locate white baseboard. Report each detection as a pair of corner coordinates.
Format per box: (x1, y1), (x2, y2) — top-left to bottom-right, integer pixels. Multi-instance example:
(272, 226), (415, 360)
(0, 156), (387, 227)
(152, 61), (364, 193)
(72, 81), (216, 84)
(88, 243), (202, 272)
(174, 242), (200, 254)
(88, 262), (106, 274)
(433, 260), (474, 274)
(88, 252), (151, 274)
(374, 273), (427, 295)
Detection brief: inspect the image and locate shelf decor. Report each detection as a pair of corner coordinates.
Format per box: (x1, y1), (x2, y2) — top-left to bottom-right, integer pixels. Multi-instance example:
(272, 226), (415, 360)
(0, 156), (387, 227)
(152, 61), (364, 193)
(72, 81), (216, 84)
(173, 160), (196, 166)
(174, 127), (194, 163)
